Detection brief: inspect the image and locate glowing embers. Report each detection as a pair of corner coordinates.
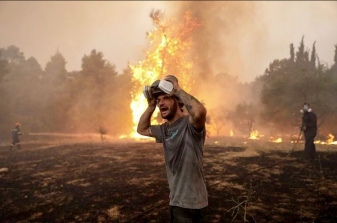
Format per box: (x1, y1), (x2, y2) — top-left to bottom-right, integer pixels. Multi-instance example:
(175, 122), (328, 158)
(269, 137), (283, 143)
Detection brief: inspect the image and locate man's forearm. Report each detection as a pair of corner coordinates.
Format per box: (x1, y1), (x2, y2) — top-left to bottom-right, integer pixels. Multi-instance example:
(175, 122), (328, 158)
(137, 106), (155, 136)
(177, 89), (206, 120)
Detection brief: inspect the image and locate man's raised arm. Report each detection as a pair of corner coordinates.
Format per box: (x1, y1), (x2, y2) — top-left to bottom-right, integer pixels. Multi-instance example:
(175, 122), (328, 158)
(137, 100), (156, 137)
(165, 75), (207, 130)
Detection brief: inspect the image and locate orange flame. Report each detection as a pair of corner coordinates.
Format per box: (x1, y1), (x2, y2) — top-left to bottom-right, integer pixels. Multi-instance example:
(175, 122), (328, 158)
(128, 11), (200, 138)
(315, 133), (337, 145)
(269, 137), (282, 143)
(249, 130), (259, 140)
(229, 130), (234, 137)
(326, 133), (337, 145)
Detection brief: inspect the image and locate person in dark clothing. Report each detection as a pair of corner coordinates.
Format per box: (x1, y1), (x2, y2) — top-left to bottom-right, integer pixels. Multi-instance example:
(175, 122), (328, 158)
(300, 103), (317, 159)
(9, 123), (22, 150)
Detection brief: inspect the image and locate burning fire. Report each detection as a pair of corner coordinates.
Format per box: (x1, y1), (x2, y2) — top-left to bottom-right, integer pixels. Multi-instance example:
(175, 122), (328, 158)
(326, 133), (337, 145)
(229, 130), (234, 137)
(249, 130), (259, 140)
(128, 10), (200, 138)
(248, 129), (283, 143)
(315, 133), (337, 145)
(269, 137), (282, 143)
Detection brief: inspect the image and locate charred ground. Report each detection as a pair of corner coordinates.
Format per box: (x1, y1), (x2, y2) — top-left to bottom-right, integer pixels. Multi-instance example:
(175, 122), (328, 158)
(1, 138), (337, 223)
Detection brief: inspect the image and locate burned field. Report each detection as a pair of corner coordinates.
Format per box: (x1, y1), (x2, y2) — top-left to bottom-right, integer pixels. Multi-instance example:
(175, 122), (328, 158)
(1, 139), (337, 223)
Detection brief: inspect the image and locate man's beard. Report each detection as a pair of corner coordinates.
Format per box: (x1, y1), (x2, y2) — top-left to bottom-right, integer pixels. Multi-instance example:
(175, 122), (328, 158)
(161, 103), (178, 120)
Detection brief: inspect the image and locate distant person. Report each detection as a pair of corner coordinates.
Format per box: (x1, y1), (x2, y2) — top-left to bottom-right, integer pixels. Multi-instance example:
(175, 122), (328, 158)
(9, 123), (22, 150)
(137, 75), (208, 223)
(300, 103), (317, 160)
(98, 125), (107, 143)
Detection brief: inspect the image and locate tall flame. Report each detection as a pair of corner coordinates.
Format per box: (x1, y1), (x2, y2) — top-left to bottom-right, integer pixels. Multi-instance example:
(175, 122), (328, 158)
(129, 10), (200, 138)
(326, 133), (336, 145)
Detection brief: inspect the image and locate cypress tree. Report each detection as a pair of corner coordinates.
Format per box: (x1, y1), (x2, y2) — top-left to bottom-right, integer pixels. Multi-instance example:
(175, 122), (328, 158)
(332, 44), (337, 72)
(310, 41), (316, 69)
(290, 43), (295, 63)
(296, 36), (305, 64)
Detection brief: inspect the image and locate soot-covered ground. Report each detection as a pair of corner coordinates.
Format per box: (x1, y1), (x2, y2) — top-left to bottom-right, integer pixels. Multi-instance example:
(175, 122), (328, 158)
(1, 138), (337, 223)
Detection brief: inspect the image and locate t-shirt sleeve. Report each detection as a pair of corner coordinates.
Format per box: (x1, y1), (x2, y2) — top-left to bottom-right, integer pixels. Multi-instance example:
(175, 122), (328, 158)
(150, 125), (163, 143)
(187, 121), (206, 142)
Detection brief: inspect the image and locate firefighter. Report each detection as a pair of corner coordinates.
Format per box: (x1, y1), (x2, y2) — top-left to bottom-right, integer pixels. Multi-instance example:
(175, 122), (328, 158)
(300, 103), (317, 160)
(9, 123), (22, 150)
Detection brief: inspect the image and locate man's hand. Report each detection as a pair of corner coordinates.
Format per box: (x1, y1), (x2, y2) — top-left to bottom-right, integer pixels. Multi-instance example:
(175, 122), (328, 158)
(137, 95), (156, 137)
(147, 96), (156, 108)
(164, 75), (181, 95)
(164, 75), (207, 130)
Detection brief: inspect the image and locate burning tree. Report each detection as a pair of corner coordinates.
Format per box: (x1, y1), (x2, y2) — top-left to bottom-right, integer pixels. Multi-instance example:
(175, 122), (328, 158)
(129, 9), (200, 137)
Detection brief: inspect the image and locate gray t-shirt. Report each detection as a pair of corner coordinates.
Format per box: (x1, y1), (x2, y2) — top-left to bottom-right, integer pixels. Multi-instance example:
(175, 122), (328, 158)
(151, 115), (208, 209)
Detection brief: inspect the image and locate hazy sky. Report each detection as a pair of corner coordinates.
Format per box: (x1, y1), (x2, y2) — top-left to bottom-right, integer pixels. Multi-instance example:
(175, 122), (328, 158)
(1, 1), (337, 82)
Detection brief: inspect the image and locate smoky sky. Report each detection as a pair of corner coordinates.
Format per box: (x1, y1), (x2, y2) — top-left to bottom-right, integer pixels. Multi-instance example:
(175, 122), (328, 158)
(167, 1), (337, 82)
(1, 1), (337, 82)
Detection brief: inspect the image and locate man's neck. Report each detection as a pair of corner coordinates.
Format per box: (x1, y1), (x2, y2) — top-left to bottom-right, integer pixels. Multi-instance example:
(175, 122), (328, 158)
(167, 111), (185, 125)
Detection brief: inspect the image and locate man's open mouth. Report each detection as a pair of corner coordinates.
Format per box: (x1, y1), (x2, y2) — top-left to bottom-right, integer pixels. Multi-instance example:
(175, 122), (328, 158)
(160, 107), (168, 113)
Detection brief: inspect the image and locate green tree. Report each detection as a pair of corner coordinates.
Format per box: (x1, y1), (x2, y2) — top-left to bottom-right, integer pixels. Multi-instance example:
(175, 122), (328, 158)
(260, 37), (337, 136)
(67, 49), (118, 133)
(0, 48), (9, 82)
(45, 50), (67, 84)
(1, 48), (45, 134)
(112, 67), (133, 135)
(310, 41), (316, 69)
(0, 49), (10, 140)
(290, 43), (295, 63)
(331, 44), (337, 72)
(39, 51), (72, 132)
(81, 49), (117, 82)
(334, 44), (337, 65)
(1, 45), (25, 66)
(295, 36), (309, 66)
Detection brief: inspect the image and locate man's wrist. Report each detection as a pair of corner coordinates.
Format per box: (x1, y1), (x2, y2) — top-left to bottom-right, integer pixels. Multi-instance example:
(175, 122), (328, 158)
(176, 88), (184, 97)
(147, 105), (156, 113)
